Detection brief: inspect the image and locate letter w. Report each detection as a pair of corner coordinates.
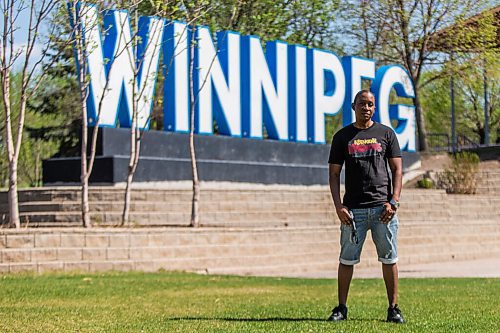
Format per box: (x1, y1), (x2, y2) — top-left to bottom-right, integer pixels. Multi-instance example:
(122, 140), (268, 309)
(75, 4), (164, 129)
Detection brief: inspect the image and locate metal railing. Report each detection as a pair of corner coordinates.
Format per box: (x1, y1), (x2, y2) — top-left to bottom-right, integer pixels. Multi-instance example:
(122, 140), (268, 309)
(457, 134), (480, 150)
(427, 133), (485, 152)
(427, 133), (451, 152)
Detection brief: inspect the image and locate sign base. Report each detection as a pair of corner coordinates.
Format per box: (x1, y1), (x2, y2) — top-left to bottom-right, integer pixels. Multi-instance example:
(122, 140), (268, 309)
(43, 127), (420, 185)
(43, 128), (330, 185)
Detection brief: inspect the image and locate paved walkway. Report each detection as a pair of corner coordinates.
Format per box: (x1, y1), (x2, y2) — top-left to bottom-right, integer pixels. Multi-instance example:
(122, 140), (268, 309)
(295, 259), (500, 279)
(395, 258), (500, 278)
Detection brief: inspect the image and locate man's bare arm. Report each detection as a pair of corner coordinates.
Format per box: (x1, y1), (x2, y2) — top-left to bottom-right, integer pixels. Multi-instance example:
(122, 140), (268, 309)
(329, 164), (353, 225)
(388, 157), (403, 202)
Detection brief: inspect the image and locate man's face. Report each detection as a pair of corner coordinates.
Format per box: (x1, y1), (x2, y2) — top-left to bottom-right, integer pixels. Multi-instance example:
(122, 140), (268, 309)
(352, 92), (375, 122)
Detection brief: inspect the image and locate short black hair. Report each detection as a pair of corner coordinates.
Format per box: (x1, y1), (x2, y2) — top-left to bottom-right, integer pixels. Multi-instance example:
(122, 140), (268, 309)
(353, 90), (375, 104)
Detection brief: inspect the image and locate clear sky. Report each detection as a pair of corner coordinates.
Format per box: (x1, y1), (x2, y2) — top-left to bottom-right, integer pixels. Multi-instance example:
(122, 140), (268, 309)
(4, 2), (47, 71)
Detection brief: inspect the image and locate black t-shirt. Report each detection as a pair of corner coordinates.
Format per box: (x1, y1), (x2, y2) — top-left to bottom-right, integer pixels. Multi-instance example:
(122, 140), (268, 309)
(328, 122), (402, 208)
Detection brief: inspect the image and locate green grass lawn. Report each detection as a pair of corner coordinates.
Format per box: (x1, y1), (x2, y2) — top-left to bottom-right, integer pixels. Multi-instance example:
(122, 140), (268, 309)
(0, 271), (499, 333)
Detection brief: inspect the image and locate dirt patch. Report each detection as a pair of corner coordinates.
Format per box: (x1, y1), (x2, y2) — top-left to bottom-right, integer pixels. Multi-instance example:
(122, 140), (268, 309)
(419, 153), (451, 171)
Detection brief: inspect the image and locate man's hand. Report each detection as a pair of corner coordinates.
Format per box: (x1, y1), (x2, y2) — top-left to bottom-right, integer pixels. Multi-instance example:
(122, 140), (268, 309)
(380, 202), (396, 224)
(336, 206), (354, 226)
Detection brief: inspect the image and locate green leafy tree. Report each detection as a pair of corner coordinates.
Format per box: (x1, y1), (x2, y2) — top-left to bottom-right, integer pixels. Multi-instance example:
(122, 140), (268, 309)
(339, 0), (495, 151)
(0, 0), (66, 228)
(421, 56), (499, 146)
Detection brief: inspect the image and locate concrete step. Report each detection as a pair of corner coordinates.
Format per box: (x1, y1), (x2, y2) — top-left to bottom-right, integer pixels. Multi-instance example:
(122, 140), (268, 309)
(2, 201), (499, 223)
(399, 234), (500, 247)
(401, 220), (500, 231)
(8, 201), (339, 214)
(19, 199), (497, 212)
(6, 201), (329, 215)
(7, 188), (456, 204)
(7, 209), (499, 228)
(9, 188), (332, 203)
(1, 226), (500, 275)
(9, 212), (191, 227)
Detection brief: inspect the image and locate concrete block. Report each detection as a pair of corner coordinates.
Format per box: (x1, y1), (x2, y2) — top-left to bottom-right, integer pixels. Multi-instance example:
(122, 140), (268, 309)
(6, 234), (34, 248)
(0, 264), (9, 274)
(61, 234), (85, 247)
(155, 247), (176, 259)
(85, 234), (109, 247)
(107, 248), (129, 260)
(57, 248), (83, 261)
(2, 249), (31, 262)
(130, 234), (149, 247)
(109, 234), (130, 248)
(10, 263), (36, 273)
(130, 248), (158, 260)
(38, 262), (64, 273)
(134, 260), (157, 272)
(82, 248), (107, 260)
(0, 235), (6, 248)
(148, 234), (168, 246)
(177, 234), (197, 246)
(90, 261), (114, 272)
(32, 248), (57, 262)
(112, 261), (135, 271)
(35, 234), (61, 248)
(64, 261), (90, 272)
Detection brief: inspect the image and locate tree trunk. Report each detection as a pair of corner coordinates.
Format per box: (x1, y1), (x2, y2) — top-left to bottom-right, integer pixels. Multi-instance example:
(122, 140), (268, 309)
(8, 161), (20, 228)
(188, 26), (200, 228)
(122, 172), (133, 226)
(1, 69), (20, 229)
(122, 127), (139, 226)
(75, 3), (91, 229)
(478, 127), (485, 145)
(190, 131), (200, 228)
(81, 175), (91, 228)
(81, 114), (91, 228)
(413, 89), (428, 152)
(122, 129), (135, 226)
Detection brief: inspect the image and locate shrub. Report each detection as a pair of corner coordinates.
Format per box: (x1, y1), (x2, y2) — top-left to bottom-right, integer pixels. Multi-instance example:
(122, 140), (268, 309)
(437, 152), (480, 194)
(417, 177), (434, 189)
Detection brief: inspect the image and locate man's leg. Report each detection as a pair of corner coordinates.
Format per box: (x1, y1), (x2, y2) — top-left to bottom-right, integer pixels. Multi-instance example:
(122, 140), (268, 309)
(329, 210), (368, 321)
(328, 263), (353, 321)
(373, 208), (405, 323)
(383, 262), (405, 323)
(338, 263), (354, 305)
(382, 263), (398, 307)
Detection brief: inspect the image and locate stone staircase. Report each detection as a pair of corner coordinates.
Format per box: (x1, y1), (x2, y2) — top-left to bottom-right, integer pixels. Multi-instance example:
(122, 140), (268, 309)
(476, 170), (500, 195)
(2, 185), (499, 227)
(1, 182), (500, 275)
(1, 187), (337, 227)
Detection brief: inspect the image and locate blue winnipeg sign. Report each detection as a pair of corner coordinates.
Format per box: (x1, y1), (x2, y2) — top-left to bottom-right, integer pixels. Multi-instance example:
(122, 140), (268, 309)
(71, 3), (417, 151)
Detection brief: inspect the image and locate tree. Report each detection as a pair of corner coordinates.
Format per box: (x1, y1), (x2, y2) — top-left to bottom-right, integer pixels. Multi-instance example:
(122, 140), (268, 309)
(0, 0), (64, 228)
(206, 0), (340, 49)
(119, 0), (166, 225)
(339, 0), (492, 151)
(69, 1), (172, 227)
(421, 56), (499, 146)
(27, 6), (82, 160)
(68, 0), (129, 228)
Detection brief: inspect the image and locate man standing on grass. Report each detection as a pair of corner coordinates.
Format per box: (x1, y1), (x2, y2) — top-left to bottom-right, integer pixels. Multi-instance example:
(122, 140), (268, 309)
(327, 89), (405, 323)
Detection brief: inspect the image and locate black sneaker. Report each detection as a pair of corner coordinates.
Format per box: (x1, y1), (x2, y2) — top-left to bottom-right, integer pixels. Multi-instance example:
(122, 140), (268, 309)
(327, 304), (347, 321)
(387, 304), (405, 323)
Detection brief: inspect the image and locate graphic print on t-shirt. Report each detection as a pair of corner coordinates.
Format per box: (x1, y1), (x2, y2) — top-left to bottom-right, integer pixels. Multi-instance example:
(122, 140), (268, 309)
(348, 138), (382, 158)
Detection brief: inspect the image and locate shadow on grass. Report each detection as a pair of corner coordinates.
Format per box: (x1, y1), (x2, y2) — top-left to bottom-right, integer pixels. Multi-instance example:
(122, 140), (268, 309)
(167, 317), (325, 322)
(166, 317), (385, 323)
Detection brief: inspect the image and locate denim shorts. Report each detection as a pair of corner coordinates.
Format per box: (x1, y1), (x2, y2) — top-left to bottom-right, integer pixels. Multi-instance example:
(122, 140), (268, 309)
(339, 205), (399, 265)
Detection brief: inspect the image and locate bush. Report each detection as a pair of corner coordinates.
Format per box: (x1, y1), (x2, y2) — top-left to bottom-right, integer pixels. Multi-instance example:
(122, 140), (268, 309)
(437, 152), (480, 194)
(417, 177), (434, 189)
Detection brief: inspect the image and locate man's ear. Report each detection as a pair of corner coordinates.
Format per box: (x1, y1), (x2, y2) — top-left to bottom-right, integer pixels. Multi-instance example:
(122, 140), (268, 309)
(351, 103), (355, 111)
